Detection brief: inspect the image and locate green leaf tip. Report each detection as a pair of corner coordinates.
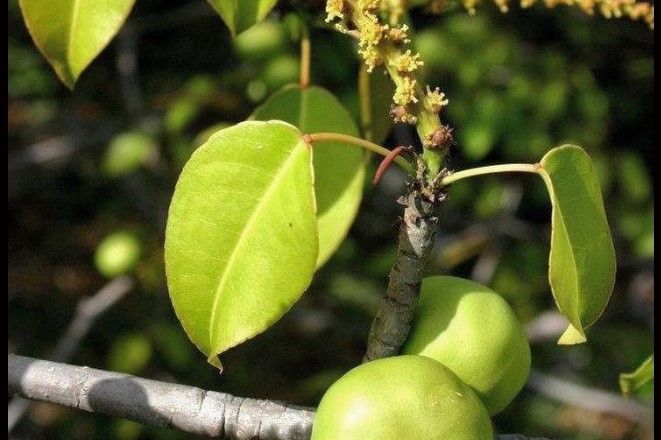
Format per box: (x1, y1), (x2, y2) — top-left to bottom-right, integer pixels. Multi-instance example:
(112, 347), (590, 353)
(207, 0), (278, 37)
(557, 323), (587, 345)
(19, 0), (136, 88)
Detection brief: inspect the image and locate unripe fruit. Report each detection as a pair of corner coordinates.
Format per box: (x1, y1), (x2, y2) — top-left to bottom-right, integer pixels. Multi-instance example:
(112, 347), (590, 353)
(402, 276), (531, 415)
(94, 231), (141, 278)
(311, 355), (493, 440)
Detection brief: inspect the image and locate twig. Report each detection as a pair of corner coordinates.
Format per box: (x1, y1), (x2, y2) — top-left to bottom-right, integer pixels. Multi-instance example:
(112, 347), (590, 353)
(8, 354), (552, 440)
(7, 276), (134, 433)
(527, 369), (652, 423)
(9, 354), (314, 440)
(363, 179), (443, 362)
(115, 24), (143, 118)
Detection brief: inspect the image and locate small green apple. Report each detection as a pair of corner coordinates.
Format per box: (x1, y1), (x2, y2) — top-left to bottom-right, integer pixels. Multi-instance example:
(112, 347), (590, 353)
(94, 231), (141, 278)
(401, 276), (531, 415)
(311, 355), (493, 440)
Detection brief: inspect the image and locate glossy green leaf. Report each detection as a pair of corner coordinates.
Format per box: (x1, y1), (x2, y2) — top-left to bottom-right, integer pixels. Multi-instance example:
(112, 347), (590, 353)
(165, 121), (318, 368)
(19, 0), (136, 88)
(251, 85), (366, 268)
(207, 0), (278, 37)
(538, 145), (616, 344)
(619, 355), (654, 398)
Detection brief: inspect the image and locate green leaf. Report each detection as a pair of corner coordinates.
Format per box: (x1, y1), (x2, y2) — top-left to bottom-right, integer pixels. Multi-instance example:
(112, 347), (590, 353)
(619, 355), (654, 398)
(207, 0), (278, 37)
(18, 0), (136, 88)
(538, 145), (616, 344)
(251, 85), (366, 268)
(165, 121), (318, 368)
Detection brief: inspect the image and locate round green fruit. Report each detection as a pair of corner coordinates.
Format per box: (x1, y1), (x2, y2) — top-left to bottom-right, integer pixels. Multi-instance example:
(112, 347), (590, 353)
(401, 276), (531, 415)
(311, 355), (493, 440)
(94, 231), (141, 278)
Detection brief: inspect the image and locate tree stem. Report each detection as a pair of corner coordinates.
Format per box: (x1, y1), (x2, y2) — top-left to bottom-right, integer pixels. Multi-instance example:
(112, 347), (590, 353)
(299, 23), (311, 89)
(362, 186), (440, 362)
(305, 132), (413, 173)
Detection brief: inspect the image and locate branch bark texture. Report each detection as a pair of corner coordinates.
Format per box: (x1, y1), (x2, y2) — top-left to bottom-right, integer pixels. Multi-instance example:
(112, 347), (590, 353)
(363, 179), (443, 362)
(8, 354), (314, 440)
(9, 354), (552, 440)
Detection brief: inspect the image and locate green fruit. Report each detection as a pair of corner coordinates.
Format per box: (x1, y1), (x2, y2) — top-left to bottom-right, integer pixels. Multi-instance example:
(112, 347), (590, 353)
(311, 355), (493, 440)
(102, 132), (157, 177)
(262, 55), (299, 90)
(233, 21), (285, 61)
(94, 231), (141, 278)
(402, 276), (531, 415)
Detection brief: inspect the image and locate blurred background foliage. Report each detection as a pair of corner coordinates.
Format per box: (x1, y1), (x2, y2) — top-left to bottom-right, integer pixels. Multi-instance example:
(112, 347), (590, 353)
(8, 0), (653, 439)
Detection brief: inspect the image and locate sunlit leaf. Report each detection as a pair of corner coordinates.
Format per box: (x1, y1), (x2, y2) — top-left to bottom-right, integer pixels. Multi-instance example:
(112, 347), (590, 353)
(165, 121), (318, 368)
(251, 85), (365, 268)
(207, 0), (278, 37)
(538, 145), (616, 344)
(18, 0), (136, 88)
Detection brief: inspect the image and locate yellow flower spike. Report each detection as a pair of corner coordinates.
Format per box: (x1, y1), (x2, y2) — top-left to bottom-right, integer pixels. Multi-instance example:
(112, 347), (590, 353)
(359, 46), (384, 72)
(393, 76), (418, 106)
(326, 0), (345, 22)
(390, 50), (424, 73)
(386, 24), (411, 44)
(425, 86), (450, 114)
(359, 0), (383, 12)
(358, 13), (385, 48)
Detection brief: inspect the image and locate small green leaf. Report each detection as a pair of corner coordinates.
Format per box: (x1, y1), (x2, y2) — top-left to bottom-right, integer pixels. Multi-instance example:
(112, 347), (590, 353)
(251, 85), (366, 268)
(538, 145), (616, 344)
(165, 121), (318, 368)
(619, 355), (654, 398)
(19, 0), (136, 88)
(207, 0), (278, 37)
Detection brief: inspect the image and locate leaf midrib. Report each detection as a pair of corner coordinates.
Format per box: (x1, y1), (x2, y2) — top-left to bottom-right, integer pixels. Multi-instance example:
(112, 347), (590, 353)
(67, 0), (81, 74)
(539, 163), (582, 332)
(207, 138), (309, 351)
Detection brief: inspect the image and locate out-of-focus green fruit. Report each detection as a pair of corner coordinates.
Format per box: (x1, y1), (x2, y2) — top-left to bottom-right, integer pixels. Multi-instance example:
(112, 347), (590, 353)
(262, 55), (299, 90)
(402, 276), (531, 415)
(311, 355), (493, 440)
(234, 21), (285, 61)
(94, 231), (141, 278)
(102, 132), (157, 177)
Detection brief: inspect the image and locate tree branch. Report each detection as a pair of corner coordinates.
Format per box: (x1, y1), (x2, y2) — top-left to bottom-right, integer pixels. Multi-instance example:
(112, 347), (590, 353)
(8, 354), (314, 440)
(8, 276), (135, 433)
(9, 354), (551, 440)
(363, 178), (444, 362)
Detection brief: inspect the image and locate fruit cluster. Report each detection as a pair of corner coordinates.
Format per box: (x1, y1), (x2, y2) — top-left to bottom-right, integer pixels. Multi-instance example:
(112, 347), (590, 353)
(312, 276), (531, 439)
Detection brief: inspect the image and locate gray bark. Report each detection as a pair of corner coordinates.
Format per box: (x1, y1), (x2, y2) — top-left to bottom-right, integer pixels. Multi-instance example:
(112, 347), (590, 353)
(9, 354), (551, 440)
(8, 354), (314, 440)
(363, 180), (444, 362)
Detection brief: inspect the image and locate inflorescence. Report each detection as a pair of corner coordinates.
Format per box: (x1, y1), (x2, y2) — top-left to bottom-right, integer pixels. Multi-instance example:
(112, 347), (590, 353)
(326, 0), (451, 126)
